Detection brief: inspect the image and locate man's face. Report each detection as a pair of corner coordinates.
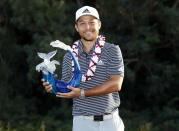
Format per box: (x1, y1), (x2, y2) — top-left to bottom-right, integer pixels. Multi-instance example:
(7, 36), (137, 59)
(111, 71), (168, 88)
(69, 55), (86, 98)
(75, 15), (101, 41)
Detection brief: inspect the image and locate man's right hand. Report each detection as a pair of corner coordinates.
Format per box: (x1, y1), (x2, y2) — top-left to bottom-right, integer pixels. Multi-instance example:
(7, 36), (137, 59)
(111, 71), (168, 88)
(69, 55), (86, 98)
(41, 78), (53, 93)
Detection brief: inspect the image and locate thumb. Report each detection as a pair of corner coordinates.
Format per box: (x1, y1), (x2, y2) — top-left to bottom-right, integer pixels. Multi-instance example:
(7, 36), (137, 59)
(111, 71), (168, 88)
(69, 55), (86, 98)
(67, 85), (74, 90)
(41, 78), (45, 82)
(55, 74), (58, 79)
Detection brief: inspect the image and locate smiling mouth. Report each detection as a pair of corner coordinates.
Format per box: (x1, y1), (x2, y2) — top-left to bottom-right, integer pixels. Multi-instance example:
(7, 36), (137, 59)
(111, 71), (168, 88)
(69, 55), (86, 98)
(84, 31), (94, 35)
(86, 31), (92, 33)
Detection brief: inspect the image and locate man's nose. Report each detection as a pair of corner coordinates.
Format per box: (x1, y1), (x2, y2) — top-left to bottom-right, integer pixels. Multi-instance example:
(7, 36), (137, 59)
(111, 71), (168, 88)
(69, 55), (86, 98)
(85, 23), (90, 30)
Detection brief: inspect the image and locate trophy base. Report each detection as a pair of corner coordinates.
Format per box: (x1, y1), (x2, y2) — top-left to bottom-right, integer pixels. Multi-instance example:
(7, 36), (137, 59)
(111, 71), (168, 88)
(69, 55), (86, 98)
(57, 88), (71, 93)
(55, 80), (72, 93)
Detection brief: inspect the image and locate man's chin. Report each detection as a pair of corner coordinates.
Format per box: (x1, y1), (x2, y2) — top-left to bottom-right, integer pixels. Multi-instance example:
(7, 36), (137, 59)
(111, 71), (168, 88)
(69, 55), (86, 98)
(82, 36), (98, 42)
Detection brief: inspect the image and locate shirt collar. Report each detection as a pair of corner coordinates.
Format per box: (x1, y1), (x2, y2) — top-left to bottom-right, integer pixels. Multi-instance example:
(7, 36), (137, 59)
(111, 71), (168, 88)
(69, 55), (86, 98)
(78, 38), (99, 57)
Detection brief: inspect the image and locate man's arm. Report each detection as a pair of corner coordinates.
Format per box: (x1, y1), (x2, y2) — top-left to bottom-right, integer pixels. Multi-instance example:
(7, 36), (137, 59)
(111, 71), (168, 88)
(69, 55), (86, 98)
(56, 75), (123, 98)
(85, 75), (123, 96)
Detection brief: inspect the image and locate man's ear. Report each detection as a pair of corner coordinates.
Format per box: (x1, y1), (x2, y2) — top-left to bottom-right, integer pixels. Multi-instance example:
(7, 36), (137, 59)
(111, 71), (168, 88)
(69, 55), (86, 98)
(98, 20), (102, 30)
(75, 24), (78, 32)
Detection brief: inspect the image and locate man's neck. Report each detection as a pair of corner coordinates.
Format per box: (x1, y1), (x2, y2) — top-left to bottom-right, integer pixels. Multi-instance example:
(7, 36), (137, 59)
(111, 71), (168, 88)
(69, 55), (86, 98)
(81, 38), (98, 54)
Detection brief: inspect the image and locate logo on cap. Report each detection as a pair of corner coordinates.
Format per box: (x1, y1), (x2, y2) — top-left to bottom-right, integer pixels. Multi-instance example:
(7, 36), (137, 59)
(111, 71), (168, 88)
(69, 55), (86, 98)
(82, 8), (90, 13)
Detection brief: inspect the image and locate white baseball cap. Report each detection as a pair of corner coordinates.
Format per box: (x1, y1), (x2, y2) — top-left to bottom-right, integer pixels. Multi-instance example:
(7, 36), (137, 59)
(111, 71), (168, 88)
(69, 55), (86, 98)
(75, 6), (99, 21)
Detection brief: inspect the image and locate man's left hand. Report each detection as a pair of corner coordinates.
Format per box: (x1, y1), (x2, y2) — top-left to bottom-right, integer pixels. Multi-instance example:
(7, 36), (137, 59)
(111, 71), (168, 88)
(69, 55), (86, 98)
(56, 86), (81, 98)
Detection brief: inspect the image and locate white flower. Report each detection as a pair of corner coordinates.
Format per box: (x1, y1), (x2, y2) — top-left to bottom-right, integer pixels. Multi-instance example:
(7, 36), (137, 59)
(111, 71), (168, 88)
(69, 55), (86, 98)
(92, 56), (98, 63)
(91, 66), (96, 71)
(95, 47), (101, 53)
(88, 71), (93, 76)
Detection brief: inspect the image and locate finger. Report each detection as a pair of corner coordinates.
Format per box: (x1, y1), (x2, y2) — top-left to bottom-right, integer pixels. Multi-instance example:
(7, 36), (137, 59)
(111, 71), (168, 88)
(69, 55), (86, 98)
(56, 95), (67, 98)
(67, 85), (74, 90)
(45, 85), (52, 92)
(46, 88), (53, 93)
(41, 78), (45, 82)
(55, 74), (58, 78)
(42, 82), (49, 86)
(57, 91), (72, 97)
(57, 92), (69, 96)
(46, 88), (52, 93)
(45, 84), (52, 89)
(56, 93), (70, 98)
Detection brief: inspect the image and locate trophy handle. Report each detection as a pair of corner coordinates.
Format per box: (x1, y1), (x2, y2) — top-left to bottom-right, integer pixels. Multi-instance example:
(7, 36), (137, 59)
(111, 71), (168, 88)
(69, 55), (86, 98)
(43, 73), (58, 95)
(55, 50), (82, 93)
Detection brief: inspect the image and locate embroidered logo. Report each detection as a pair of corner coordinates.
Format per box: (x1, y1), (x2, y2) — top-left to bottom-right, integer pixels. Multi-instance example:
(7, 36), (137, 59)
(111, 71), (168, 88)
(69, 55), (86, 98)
(98, 60), (104, 65)
(82, 8), (90, 14)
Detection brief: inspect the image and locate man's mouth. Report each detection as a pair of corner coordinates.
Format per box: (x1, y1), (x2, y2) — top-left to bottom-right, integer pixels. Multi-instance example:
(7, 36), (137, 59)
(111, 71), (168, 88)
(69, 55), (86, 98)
(84, 31), (93, 35)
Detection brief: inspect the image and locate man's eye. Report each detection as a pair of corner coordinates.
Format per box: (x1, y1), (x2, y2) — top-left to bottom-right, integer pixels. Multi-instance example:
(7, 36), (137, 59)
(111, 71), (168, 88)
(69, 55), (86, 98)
(79, 23), (85, 25)
(90, 22), (95, 24)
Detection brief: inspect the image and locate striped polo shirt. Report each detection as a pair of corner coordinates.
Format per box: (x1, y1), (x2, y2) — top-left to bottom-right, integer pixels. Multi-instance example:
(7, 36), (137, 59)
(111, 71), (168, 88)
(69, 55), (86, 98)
(61, 38), (124, 116)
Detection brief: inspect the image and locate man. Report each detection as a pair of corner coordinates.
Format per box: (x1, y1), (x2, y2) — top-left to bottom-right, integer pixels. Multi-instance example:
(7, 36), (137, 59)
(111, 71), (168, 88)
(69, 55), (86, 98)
(42, 6), (124, 131)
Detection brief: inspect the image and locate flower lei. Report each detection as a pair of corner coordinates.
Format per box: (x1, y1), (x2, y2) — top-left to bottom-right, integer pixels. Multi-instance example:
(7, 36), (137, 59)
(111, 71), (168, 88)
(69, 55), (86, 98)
(72, 35), (105, 82)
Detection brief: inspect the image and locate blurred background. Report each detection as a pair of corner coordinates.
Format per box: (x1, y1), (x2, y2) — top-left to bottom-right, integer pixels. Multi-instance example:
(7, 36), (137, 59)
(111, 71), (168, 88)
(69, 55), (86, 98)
(0, 0), (179, 130)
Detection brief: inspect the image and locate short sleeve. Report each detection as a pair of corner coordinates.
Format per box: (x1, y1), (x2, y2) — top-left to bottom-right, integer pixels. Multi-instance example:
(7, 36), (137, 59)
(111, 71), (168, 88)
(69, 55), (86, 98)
(61, 53), (73, 82)
(106, 44), (124, 77)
